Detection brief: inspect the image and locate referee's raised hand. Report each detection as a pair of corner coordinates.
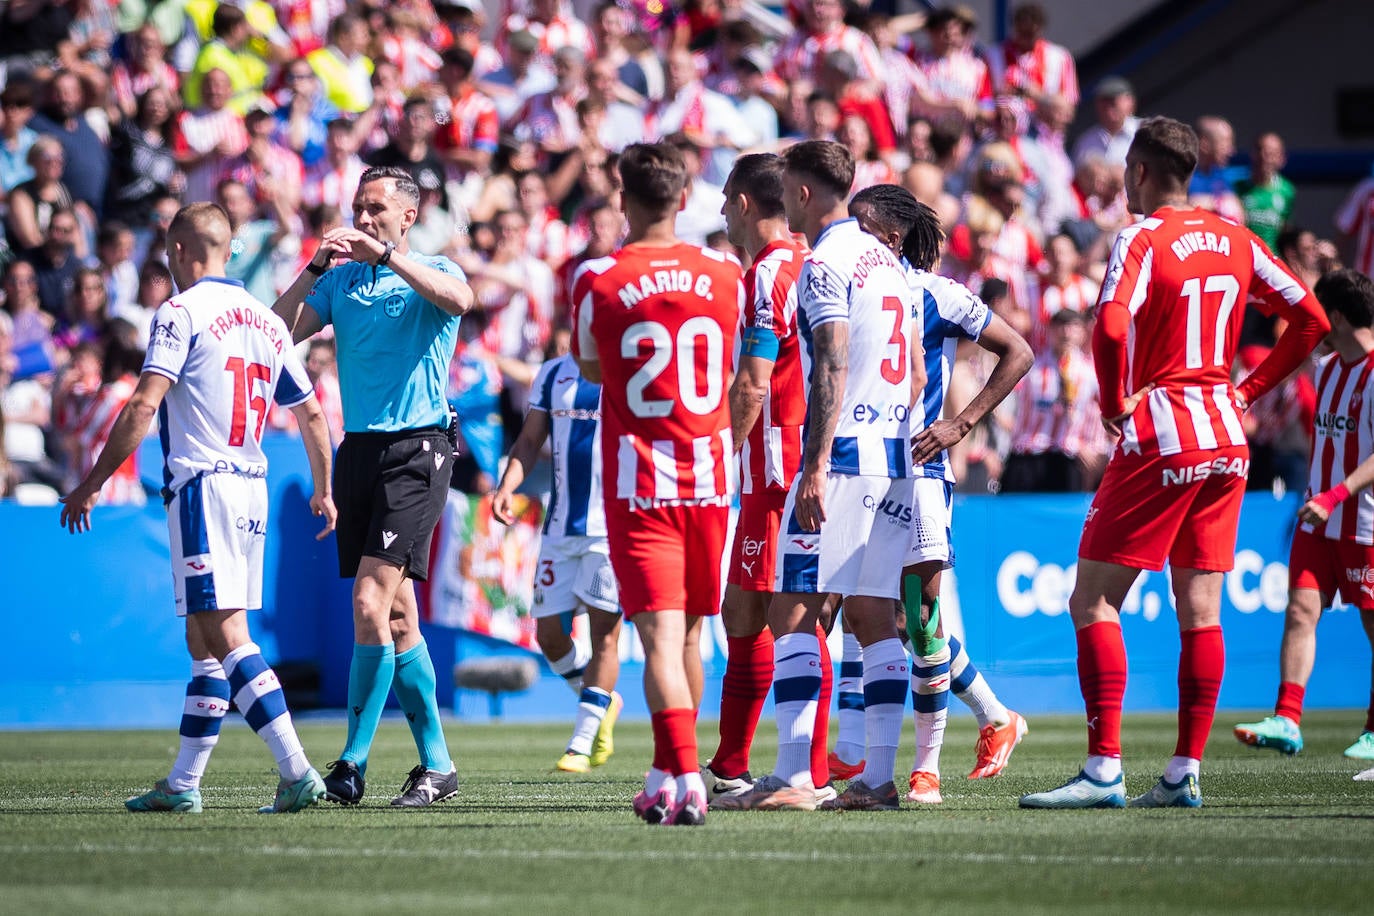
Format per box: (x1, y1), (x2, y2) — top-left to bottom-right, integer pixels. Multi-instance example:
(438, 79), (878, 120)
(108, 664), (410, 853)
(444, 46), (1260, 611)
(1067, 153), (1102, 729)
(321, 227), (385, 264)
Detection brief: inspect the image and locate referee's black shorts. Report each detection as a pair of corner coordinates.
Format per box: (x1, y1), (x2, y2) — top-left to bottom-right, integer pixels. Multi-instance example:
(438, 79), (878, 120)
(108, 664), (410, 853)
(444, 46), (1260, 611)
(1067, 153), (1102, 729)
(334, 427), (454, 581)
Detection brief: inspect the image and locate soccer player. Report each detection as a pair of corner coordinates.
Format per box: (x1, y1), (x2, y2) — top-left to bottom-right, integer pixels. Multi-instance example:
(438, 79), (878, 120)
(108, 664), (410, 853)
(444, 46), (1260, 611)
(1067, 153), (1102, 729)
(849, 184), (1033, 801)
(572, 142), (743, 826)
(700, 152), (836, 805)
(491, 351), (624, 774)
(1234, 269), (1374, 766)
(60, 202), (336, 814)
(717, 141), (920, 812)
(274, 166), (474, 807)
(1020, 117), (1330, 810)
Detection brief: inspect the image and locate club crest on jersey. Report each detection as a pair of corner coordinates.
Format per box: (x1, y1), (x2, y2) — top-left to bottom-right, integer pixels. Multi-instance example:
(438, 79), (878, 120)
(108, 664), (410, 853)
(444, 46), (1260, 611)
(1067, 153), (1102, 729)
(384, 294), (405, 318)
(805, 268), (838, 303)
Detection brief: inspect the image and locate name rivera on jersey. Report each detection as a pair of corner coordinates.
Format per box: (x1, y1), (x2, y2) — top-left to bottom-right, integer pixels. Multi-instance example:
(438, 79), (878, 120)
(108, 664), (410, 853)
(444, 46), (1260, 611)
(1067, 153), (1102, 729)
(206, 305), (287, 353)
(617, 264), (716, 308)
(1170, 231), (1232, 262)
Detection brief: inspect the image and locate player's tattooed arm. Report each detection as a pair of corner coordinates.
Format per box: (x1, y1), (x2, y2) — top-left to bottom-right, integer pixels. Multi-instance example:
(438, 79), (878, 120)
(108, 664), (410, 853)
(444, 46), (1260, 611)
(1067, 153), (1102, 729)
(796, 321), (848, 531)
(729, 353), (776, 450)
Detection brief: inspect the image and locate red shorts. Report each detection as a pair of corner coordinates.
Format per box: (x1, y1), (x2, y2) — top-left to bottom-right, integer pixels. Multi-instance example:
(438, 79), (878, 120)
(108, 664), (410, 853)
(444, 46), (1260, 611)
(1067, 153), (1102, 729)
(1079, 444), (1248, 572)
(1289, 528), (1374, 610)
(604, 500), (729, 618)
(727, 486), (788, 592)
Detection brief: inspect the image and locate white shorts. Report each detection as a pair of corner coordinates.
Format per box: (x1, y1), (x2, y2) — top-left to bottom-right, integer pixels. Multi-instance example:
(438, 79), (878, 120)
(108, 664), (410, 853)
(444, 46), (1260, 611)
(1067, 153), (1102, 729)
(906, 476), (955, 567)
(168, 474), (267, 616)
(533, 535), (620, 617)
(775, 473), (915, 600)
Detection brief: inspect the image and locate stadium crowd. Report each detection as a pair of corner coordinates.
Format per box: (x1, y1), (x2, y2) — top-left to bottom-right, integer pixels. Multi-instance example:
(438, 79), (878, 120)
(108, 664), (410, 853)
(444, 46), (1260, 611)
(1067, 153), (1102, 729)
(0, 0), (1362, 504)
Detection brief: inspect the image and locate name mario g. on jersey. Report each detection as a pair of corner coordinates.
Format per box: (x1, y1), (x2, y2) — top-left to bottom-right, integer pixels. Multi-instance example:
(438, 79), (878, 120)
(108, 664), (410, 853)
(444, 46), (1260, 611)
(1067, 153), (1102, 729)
(617, 259), (718, 308)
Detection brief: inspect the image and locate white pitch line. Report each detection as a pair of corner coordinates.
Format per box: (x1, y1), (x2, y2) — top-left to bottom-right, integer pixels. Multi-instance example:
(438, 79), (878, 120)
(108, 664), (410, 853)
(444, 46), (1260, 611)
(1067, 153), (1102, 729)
(0, 843), (1366, 870)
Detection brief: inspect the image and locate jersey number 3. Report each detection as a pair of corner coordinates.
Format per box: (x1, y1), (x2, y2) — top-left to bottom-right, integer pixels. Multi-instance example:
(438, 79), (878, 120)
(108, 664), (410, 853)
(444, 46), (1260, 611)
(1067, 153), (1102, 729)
(880, 296), (908, 384)
(621, 317), (724, 418)
(225, 357), (272, 446)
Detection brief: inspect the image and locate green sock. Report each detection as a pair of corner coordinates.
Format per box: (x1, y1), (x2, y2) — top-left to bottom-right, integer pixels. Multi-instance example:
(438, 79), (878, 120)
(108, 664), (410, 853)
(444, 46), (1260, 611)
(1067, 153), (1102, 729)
(393, 639), (452, 773)
(903, 574), (948, 656)
(341, 642), (395, 775)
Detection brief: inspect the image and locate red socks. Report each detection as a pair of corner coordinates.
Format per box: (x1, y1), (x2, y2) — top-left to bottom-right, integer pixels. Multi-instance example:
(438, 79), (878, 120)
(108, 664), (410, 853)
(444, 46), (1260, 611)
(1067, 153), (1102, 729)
(1275, 681), (1305, 725)
(1176, 625), (1225, 759)
(651, 708), (698, 776)
(811, 625), (832, 787)
(710, 631), (774, 777)
(1077, 621), (1127, 758)
(1365, 690), (1374, 733)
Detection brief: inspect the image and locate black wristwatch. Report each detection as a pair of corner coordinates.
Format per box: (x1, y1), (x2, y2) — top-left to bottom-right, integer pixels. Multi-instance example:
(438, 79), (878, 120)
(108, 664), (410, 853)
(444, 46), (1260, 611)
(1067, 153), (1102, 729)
(376, 241), (396, 268)
(305, 258), (327, 276)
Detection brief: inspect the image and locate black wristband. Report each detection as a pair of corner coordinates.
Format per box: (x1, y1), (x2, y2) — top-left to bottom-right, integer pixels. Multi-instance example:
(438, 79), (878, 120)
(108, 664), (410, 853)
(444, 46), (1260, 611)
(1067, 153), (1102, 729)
(305, 260), (327, 276)
(377, 241), (396, 268)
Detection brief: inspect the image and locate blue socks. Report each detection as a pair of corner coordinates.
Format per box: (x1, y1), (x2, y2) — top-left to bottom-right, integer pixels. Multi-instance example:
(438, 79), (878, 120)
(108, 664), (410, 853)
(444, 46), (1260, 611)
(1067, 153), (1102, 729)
(341, 642), (396, 774)
(393, 639), (452, 774)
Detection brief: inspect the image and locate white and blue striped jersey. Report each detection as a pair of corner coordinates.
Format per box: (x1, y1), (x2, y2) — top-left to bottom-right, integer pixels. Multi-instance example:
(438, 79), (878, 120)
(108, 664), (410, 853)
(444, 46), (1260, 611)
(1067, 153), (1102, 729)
(528, 353), (605, 539)
(906, 263), (992, 482)
(798, 218), (920, 478)
(142, 277), (313, 497)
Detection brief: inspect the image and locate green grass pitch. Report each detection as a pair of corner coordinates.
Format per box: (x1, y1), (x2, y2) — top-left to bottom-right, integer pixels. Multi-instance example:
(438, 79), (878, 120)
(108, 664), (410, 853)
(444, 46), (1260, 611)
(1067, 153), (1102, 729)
(2, 711), (1372, 915)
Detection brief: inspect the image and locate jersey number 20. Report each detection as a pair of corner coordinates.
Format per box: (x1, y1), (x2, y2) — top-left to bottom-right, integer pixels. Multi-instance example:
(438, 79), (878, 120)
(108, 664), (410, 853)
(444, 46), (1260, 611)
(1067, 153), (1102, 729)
(225, 357), (272, 446)
(621, 317), (724, 418)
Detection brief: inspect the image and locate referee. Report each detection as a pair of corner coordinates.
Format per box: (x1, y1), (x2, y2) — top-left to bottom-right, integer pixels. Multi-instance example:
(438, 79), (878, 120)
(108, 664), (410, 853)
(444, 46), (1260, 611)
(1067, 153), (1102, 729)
(275, 165), (474, 808)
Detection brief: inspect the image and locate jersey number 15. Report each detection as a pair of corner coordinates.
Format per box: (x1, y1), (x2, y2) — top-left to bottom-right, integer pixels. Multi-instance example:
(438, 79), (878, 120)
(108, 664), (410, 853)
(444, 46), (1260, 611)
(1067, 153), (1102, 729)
(225, 357), (272, 446)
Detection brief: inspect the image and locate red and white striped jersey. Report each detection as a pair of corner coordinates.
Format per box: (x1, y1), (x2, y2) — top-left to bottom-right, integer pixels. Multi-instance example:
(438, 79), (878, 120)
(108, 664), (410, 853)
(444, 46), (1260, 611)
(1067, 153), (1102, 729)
(173, 107), (248, 203)
(435, 86), (501, 159)
(1034, 273), (1097, 350)
(573, 243), (744, 504)
(302, 154), (367, 220)
(739, 238), (808, 494)
(1336, 178), (1374, 279)
(774, 26), (883, 83)
(1009, 348), (1100, 458)
(911, 48), (993, 116)
(74, 375), (145, 505)
(993, 38), (1079, 106)
(379, 34), (442, 90)
(1303, 352), (1374, 544)
(498, 13), (595, 64)
(1095, 207), (1317, 458)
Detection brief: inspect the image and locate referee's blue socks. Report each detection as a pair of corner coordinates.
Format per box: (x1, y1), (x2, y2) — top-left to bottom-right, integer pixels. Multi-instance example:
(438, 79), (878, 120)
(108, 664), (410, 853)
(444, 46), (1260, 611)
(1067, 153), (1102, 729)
(393, 639), (453, 774)
(341, 642), (396, 775)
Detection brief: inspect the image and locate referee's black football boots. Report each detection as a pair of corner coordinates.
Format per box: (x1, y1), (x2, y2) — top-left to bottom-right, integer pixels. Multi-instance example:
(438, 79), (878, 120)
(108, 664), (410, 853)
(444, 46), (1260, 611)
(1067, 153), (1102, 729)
(322, 759), (365, 805)
(391, 764), (459, 807)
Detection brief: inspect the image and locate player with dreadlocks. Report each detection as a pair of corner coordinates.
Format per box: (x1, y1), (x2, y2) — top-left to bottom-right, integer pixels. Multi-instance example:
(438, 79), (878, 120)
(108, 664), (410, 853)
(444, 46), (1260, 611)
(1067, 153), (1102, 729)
(836, 184), (1034, 802)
